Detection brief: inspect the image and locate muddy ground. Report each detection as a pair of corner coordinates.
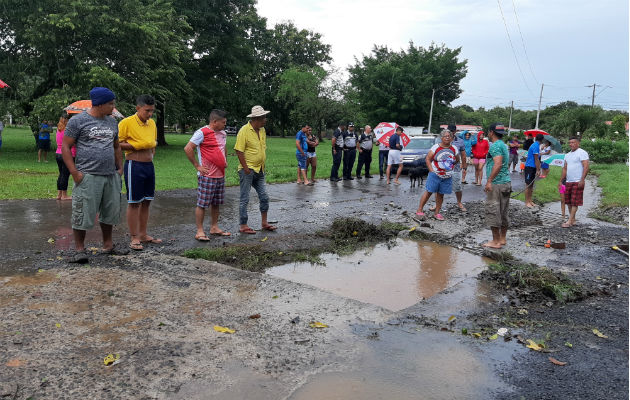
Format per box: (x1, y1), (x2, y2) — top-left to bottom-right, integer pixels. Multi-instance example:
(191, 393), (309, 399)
(1, 174), (628, 399)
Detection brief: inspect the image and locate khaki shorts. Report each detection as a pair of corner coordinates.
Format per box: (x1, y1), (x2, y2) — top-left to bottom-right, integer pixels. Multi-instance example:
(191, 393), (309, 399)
(72, 173), (122, 230)
(485, 182), (511, 228)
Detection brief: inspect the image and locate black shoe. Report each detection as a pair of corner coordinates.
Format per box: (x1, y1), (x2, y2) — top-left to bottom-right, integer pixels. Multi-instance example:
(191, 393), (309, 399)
(68, 250), (89, 264)
(356, 175), (362, 179)
(366, 175), (373, 178)
(380, 175), (384, 179)
(347, 176), (354, 180)
(330, 177), (340, 182)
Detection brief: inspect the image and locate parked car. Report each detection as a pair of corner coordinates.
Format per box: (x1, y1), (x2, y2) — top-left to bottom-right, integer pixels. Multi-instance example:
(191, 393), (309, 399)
(225, 126), (237, 135)
(401, 135), (438, 174)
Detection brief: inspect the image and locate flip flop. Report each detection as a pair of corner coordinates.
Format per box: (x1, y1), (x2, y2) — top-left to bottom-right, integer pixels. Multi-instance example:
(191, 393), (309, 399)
(141, 236), (163, 244)
(434, 213), (445, 221)
(129, 241), (144, 251)
(195, 234), (211, 241)
(262, 225), (277, 231)
(415, 211), (425, 217)
(458, 205), (467, 212)
(561, 223), (572, 228)
(239, 227), (257, 234)
(210, 231), (231, 236)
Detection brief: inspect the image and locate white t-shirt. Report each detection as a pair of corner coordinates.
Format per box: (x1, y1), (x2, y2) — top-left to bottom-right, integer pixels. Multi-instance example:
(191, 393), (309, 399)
(564, 148), (589, 183)
(190, 127), (227, 178)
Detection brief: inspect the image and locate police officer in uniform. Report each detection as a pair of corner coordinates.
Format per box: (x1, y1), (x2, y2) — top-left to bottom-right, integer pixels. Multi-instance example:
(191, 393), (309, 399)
(356, 125), (375, 179)
(330, 122), (346, 181)
(342, 122), (358, 180)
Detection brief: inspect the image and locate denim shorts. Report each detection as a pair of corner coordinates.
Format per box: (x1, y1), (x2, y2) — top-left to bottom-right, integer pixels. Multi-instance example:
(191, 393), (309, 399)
(425, 172), (452, 194)
(296, 154), (307, 170)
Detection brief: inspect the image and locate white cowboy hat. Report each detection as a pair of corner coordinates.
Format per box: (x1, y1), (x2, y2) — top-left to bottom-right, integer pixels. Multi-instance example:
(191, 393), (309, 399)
(247, 105), (270, 118)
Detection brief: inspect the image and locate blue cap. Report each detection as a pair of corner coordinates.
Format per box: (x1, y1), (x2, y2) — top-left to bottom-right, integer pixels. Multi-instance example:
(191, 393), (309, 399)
(89, 87), (116, 106)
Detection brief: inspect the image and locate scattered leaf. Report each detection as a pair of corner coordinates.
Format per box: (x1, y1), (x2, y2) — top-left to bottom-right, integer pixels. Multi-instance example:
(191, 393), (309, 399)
(309, 321), (329, 329)
(472, 332), (482, 338)
(526, 339), (544, 351)
(277, 251), (283, 255)
(517, 309), (529, 315)
(56, 256), (63, 260)
(489, 334), (498, 340)
(261, 236), (268, 242)
(409, 226), (416, 232)
(592, 329), (608, 339)
(47, 238), (55, 244)
(103, 354), (120, 366)
(213, 325), (235, 334)
(447, 315), (456, 323)
(55, 323), (61, 328)
(525, 242), (531, 247)
(352, 231), (358, 236)
(461, 328), (468, 335)
(6, 359), (24, 367)
(272, 295), (278, 299)
(548, 357), (567, 366)
(37, 269), (44, 273)
(564, 342), (573, 348)
(248, 314), (261, 319)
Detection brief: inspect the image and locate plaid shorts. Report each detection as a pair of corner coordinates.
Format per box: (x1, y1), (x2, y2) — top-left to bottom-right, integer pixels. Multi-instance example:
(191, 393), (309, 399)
(564, 182), (584, 207)
(197, 176), (225, 208)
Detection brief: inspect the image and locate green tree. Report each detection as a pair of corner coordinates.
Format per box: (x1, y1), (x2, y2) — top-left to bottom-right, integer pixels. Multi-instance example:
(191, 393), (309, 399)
(610, 114), (628, 140)
(348, 42), (467, 128)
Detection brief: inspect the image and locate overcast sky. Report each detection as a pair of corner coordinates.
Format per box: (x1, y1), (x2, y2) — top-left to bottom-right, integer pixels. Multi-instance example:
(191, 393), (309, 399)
(256, 0), (629, 111)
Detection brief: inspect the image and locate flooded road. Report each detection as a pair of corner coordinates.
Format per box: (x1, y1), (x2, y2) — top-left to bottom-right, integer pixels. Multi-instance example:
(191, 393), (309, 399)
(267, 239), (490, 311)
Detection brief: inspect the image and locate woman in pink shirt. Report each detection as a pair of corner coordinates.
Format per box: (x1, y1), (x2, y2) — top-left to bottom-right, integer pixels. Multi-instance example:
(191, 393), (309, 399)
(55, 114), (74, 200)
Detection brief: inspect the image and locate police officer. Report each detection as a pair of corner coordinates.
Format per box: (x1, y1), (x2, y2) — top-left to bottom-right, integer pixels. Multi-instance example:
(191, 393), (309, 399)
(356, 125), (374, 179)
(330, 122), (346, 182)
(342, 122), (358, 180)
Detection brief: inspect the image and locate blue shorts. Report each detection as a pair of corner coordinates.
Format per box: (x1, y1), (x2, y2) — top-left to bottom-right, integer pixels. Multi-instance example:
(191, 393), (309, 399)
(425, 171), (452, 194)
(124, 160), (155, 203)
(296, 154), (307, 170)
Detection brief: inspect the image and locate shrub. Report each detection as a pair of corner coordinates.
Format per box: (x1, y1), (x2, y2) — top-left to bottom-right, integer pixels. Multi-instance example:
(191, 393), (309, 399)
(575, 139), (628, 163)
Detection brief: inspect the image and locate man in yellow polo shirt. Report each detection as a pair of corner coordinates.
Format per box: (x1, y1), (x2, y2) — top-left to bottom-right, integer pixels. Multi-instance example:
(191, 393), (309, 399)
(118, 94), (162, 250)
(235, 105), (277, 234)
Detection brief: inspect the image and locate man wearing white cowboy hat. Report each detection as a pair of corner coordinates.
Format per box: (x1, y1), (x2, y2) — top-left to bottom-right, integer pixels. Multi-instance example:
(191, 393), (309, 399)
(234, 105), (277, 234)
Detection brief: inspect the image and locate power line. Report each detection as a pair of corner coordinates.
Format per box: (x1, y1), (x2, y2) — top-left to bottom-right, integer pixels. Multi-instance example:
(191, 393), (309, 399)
(511, 0), (538, 84)
(496, 0), (534, 96)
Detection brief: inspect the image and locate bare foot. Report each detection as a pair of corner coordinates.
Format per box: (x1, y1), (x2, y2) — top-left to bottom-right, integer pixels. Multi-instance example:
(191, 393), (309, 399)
(61, 196), (72, 201)
(499, 239), (507, 245)
(482, 241), (503, 249)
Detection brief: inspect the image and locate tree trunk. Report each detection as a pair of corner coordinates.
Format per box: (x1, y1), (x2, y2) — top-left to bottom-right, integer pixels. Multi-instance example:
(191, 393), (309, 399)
(156, 101), (167, 146)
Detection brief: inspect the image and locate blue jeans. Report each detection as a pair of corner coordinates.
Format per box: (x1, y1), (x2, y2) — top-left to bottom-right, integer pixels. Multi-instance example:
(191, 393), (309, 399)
(379, 150), (389, 176)
(238, 169), (269, 225)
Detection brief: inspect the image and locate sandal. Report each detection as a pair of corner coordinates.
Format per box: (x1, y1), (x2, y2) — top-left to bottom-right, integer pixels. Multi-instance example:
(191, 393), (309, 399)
(141, 236), (163, 244)
(68, 250), (89, 264)
(129, 241), (144, 251)
(195, 234), (211, 241)
(239, 227), (257, 234)
(210, 231), (231, 236)
(434, 213), (445, 221)
(415, 211), (425, 217)
(262, 224), (277, 231)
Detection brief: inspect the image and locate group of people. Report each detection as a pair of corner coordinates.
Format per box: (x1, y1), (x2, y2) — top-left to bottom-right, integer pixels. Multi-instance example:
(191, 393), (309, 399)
(328, 122), (378, 182)
(62, 86), (276, 263)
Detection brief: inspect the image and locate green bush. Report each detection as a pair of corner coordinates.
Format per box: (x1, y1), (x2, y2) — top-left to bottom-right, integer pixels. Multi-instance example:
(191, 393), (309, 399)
(574, 139), (629, 163)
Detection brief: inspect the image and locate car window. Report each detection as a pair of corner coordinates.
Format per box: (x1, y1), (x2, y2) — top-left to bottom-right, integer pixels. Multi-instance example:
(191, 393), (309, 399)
(405, 138), (434, 150)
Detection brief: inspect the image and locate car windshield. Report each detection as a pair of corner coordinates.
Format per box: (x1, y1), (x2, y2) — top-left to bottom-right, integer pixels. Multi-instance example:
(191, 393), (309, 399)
(405, 138), (434, 150)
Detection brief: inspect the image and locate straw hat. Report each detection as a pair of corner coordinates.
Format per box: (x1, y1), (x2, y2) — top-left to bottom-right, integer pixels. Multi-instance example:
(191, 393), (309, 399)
(247, 105), (270, 118)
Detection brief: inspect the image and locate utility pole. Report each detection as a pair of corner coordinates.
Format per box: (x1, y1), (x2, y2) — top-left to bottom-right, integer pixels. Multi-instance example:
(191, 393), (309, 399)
(508, 100), (514, 132)
(427, 88), (435, 134)
(535, 83), (544, 130)
(586, 83), (597, 108)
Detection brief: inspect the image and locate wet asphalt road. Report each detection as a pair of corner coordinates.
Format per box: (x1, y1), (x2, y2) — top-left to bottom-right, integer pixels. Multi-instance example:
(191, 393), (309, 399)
(0, 171), (526, 267)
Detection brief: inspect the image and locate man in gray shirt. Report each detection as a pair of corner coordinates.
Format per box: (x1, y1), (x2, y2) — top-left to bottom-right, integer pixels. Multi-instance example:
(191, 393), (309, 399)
(62, 87), (123, 262)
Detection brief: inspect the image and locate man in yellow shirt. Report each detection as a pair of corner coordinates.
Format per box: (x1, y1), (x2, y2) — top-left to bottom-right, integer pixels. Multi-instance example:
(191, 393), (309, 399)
(118, 94), (162, 250)
(234, 105), (276, 234)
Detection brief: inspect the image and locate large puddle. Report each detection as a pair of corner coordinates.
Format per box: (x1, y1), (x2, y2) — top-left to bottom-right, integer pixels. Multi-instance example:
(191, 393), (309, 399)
(266, 239), (490, 311)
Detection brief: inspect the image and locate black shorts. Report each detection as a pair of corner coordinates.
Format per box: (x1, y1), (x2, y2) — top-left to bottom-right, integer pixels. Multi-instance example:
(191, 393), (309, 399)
(37, 139), (50, 150)
(524, 166), (537, 185)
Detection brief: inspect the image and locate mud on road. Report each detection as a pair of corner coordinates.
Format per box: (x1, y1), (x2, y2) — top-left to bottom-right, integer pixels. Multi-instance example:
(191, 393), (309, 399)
(1, 177), (628, 399)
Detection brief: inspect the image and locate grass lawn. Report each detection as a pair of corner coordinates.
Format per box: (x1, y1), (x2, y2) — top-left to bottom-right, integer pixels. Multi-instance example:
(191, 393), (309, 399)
(514, 162), (629, 207)
(0, 126), (380, 199)
(590, 163), (629, 207)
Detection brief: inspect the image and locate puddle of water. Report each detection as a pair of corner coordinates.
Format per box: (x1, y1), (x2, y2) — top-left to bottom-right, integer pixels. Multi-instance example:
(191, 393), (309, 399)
(288, 327), (512, 400)
(266, 239), (489, 311)
(1, 271), (57, 286)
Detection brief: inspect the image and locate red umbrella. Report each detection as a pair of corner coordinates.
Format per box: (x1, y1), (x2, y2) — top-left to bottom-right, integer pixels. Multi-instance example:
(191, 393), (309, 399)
(0, 79), (9, 89)
(64, 99), (124, 118)
(374, 122), (410, 147)
(523, 129), (549, 137)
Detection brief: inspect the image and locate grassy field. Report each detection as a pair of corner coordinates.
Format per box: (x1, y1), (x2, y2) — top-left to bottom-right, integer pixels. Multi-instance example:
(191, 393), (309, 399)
(514, 162), (629, 207)
(590, 163), (629, 207)
(0, 126), (379, 199)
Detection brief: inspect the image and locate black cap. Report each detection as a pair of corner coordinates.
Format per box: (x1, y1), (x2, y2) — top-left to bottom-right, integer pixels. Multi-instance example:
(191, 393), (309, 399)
(348, 122), (354, 127)
(447, 124), (457, 132)
(489, 123), (506, 136)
